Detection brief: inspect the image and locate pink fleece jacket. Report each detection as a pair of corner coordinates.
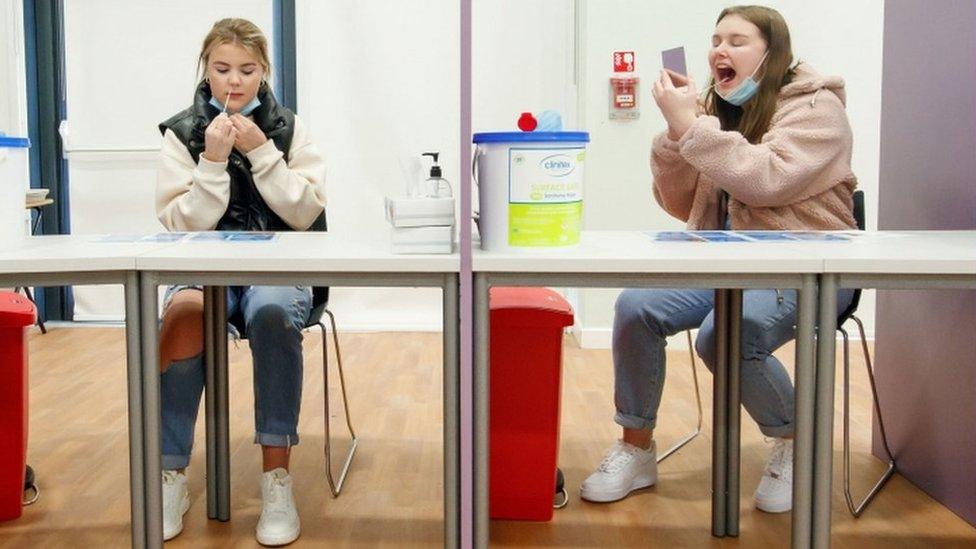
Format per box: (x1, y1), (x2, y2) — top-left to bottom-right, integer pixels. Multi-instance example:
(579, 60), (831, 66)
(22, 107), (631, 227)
(651, 63), (858, 230)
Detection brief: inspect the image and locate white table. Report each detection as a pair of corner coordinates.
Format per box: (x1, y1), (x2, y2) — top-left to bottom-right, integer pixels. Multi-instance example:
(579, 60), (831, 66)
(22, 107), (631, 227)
(0, 235), (184, 549)
(9, 231), (972, 548)
(807, 231), (976, 549)
(471, 231), (827, 547)
(133, 232), (461, 548)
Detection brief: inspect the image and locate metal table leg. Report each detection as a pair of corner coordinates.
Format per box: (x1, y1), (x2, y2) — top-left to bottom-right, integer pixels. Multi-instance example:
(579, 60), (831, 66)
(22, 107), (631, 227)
(443, 274), (460, 548)
(140, 273), (164, 549)
(791, 274), (818, 549)
(726, 289), (743, 536)
(204, 287), (218, 519)
(812, 274), (839, 548)
(473, 273), (490, 549)
(124, 272), (146, 548)
(215, 288), (231, 521)
(711, 289), (729, 537)
(204, 285), (231, 522)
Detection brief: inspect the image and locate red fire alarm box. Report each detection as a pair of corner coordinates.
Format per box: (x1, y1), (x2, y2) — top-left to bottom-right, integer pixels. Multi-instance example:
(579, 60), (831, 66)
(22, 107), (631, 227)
(610, 51), (639, 120)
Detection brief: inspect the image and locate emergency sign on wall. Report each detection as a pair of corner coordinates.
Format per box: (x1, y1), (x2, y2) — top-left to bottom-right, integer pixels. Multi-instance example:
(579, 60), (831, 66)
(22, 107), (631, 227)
(609, 50), (640, 120)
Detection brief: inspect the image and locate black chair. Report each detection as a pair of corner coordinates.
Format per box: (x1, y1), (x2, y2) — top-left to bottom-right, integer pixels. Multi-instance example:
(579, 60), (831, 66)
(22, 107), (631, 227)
(226, 211), (357, 497)
(666, 191), (896, 517)
(839, 190), (897, 517)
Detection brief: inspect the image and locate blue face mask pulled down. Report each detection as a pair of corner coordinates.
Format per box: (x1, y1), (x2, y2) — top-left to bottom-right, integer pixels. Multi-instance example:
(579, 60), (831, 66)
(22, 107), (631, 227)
(208, 94), (261, 116)
(715, 51), (769, 107)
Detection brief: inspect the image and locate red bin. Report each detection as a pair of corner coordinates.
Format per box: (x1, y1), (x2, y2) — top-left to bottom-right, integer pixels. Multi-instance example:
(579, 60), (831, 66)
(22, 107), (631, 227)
(489, 287), (574, 521)
(0, 291), (35, 521)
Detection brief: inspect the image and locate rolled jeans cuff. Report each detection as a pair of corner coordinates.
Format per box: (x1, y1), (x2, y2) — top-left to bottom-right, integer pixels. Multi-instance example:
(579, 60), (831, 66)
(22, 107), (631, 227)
(614, 411), (657, 431)
(162, 454), (191, 471)
(757, 421), (794, 438)
(254, 432), (300, 447)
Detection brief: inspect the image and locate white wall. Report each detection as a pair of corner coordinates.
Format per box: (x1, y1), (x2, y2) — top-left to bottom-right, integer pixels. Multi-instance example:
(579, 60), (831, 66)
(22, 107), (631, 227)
(0, 0), (27, 136)
(63, 0), (274, 320)
(575, 0), (885, 348)
(294, 0), (457, 330)
(473, 0), (578, 131)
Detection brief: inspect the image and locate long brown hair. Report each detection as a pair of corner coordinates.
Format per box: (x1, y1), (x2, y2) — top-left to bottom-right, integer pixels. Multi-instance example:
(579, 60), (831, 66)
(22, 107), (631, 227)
(704, 5), (796, 144)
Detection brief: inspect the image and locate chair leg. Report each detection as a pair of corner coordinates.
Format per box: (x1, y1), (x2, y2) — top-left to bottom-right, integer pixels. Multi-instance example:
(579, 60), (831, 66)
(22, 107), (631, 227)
(18, 287), (47, 334)
(320, 308), (357, 497)
(657, 330), (704, 463)
(842, 316), (897, 517)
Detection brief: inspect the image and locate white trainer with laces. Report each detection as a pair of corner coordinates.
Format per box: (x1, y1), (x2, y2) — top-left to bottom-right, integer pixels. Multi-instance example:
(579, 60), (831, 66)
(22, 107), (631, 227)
(256, 468), (301, 546)
(754, 438), (794, 513)
(162, 470), (190, 541)
(580, 440), (657, 502)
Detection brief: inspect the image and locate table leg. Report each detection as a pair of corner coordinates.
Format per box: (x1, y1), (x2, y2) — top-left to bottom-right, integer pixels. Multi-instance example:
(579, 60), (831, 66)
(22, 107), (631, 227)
(124, 272), (146, 548)
(726, 289), (743, 536)
(140, 273), (164, 549)
(214, 287), (231, 521)
(791, 274), (818, 549)
(442, 274), (460, 548)
(204, 287), (218, 519)
(813, 274), (839, 548)
(473, 273), (490, 549)
(711, 289), (729, 537)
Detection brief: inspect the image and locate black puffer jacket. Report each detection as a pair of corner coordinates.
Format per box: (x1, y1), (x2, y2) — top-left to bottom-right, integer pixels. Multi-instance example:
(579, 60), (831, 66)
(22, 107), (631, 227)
(159, 81), (326, 233)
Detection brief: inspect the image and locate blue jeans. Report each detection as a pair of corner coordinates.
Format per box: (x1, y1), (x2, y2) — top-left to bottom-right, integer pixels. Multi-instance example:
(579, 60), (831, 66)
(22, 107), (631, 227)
(612, 288), (854, 438)
(160, 285), (312, 470)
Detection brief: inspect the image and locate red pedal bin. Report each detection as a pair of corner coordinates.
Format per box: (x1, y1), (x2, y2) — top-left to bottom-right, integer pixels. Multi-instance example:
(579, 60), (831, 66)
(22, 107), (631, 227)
(489, 287), (574, 521)
(0, 291), (36, 521)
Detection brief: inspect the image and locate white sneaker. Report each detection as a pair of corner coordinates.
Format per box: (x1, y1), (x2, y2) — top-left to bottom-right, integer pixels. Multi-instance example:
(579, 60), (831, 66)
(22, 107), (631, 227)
(754, 438), (794, 513)
(580, 440), (657, 502)
(162, 470), (190, 541)
(256, 468), (301, 546)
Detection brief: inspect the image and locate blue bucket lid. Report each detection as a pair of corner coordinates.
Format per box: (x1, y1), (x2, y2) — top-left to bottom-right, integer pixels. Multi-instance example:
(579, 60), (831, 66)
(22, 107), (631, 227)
(473, 131), (589, 144)
(0, 136), (30, 148)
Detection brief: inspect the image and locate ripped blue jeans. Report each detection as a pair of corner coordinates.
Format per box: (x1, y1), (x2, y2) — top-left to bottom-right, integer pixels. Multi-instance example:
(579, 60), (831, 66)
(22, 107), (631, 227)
(612, 288), (854, 438)
(160, 285), (312, 470)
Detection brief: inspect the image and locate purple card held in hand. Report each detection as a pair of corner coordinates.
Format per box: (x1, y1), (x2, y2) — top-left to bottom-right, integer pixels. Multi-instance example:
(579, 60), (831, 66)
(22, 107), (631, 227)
(662, 46), (687, 76)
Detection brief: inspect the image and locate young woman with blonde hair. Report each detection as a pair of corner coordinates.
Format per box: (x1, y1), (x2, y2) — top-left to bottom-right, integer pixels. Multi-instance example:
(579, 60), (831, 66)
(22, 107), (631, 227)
(155, 17), (326, 545)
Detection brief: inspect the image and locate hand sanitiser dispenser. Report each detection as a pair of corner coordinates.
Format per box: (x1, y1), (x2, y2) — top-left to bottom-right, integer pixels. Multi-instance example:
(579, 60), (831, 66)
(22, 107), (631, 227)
(385, 152), (456, 253)
(421, 152), (452, 199)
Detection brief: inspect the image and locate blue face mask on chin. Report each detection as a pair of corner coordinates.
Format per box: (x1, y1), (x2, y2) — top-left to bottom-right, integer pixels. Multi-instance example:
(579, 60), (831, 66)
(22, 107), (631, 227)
(208, 94), (261, 116)
(716, 50), (769, 107)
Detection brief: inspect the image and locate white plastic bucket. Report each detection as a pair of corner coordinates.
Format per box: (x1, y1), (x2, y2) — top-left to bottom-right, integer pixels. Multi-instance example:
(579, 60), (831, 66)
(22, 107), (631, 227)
(0, 136), (31, 249)
(473, 131), (589, 250)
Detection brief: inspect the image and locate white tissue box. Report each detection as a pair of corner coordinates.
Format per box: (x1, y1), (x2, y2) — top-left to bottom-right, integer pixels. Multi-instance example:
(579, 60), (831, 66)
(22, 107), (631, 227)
(391, 225), (454, 254)
(385, 196), (455, 228)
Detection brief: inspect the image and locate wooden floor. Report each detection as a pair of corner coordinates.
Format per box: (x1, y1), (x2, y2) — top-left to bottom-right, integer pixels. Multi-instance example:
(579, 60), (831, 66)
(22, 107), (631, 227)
(1, 327), (973, 548)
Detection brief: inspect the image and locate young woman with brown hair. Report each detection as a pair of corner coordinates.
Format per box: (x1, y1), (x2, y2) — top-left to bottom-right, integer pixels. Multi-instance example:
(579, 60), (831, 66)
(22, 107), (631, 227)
(580, 5), (857, 515)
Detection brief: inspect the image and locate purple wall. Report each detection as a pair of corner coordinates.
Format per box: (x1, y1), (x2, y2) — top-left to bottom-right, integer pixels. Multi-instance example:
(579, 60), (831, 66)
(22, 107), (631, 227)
(876, 0), (976, 526)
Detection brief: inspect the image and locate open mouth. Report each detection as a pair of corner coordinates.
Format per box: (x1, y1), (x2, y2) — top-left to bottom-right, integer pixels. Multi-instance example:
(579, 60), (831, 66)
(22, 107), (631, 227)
(716, 66), (737, 84)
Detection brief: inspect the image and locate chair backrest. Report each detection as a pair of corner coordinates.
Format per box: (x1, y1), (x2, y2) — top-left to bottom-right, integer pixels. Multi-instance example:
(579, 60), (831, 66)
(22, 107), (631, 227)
(852, 189), (866, 231)
(307, 210), (330, 325)
(837, 190), (865, 323)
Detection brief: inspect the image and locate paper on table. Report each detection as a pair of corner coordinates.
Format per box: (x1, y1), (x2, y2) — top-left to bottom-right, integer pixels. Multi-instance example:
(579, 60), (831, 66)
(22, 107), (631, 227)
(187, 231), (277, 242)
(650, 231), (705, 242)
(647, 230), (852, 243)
